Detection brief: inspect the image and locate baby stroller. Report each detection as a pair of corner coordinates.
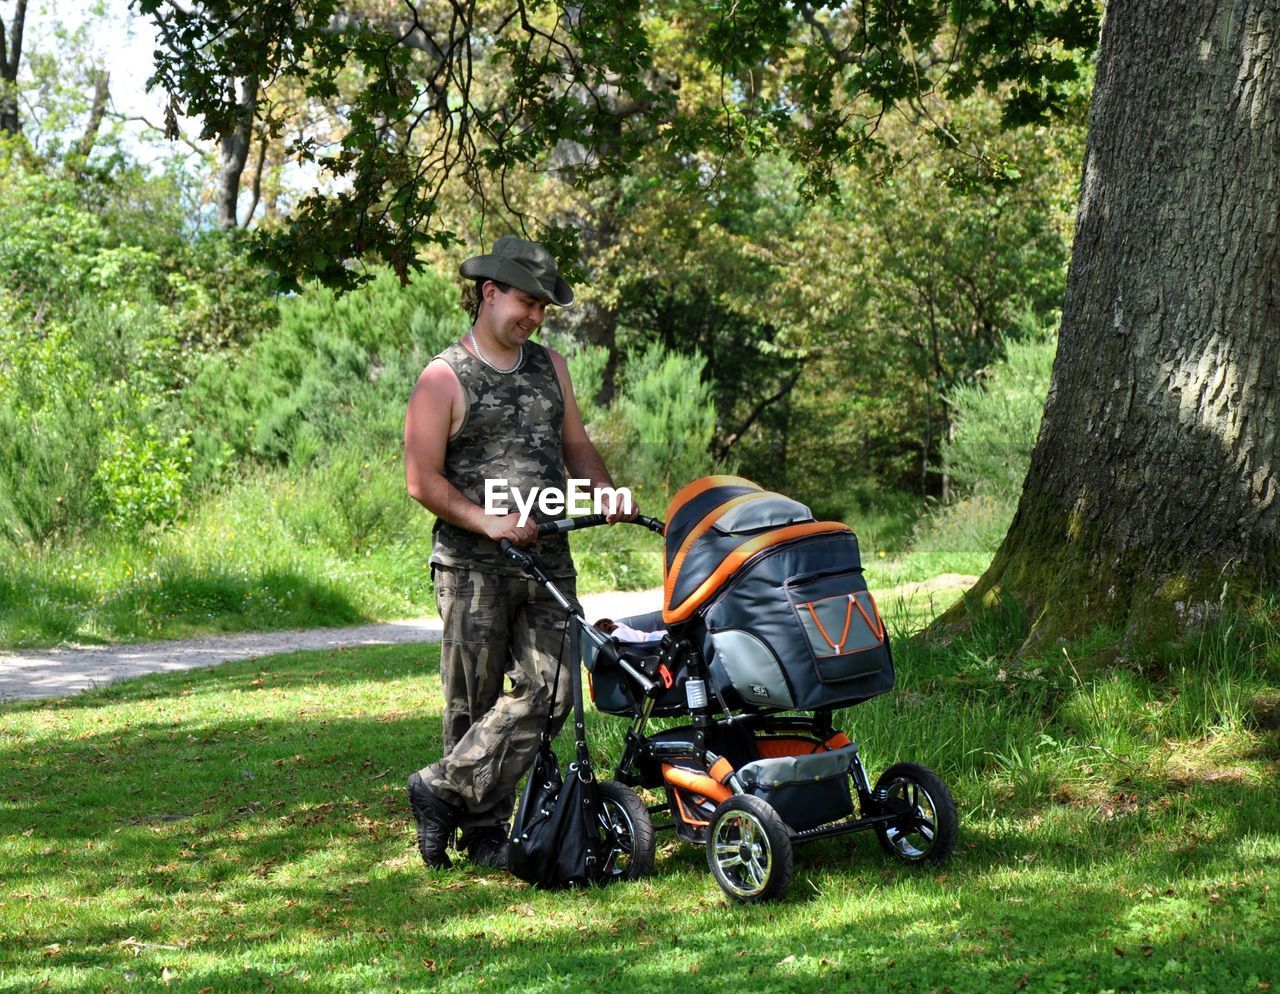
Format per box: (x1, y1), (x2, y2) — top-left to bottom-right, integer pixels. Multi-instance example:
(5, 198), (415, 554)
(502, 475), (957, 902)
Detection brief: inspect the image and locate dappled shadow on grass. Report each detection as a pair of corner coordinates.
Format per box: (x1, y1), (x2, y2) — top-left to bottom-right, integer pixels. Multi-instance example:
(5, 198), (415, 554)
(2, 647), (1277, 993)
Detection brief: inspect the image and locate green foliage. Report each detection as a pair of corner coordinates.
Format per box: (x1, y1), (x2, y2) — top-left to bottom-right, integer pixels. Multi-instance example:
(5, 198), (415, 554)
(555, 339), (609, 428)
(165, 231), (280, 352)
(944, 317), (1057, 498)
(913, 325), (1057, 554)
(0, 152), (160, 318)
(188, 267), (466, 470)
(910, 491), (1020, 556)
(0, 321), (105, 545)
(603, 344), (718, 505)
(93, 424), (194, 532)
(0, 151), (289, 543)
(0, 287), (202, 543)
(135, 0), (1100, 288)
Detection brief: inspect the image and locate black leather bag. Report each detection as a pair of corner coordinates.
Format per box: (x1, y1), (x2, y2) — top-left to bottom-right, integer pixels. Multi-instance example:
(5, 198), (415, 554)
(509, 745), (606, 888)
(508, 619), (614, 889)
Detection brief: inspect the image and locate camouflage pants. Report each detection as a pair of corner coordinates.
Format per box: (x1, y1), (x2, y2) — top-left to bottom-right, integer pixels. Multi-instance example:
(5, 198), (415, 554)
(418, 565), (578, 829)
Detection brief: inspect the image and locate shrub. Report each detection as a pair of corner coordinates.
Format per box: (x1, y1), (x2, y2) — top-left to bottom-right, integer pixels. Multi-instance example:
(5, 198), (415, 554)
(0, 321), (104, 545)
(598, 344), (718, 508)
(943, 319), (1056, 502)
(913, 322), (1056, 555)
(189, 267), (467, 469)
(93, 424), (193, 532)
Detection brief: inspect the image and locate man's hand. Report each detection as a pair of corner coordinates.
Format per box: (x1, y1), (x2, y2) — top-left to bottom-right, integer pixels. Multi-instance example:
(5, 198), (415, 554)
(605, 494), (639, 524)
(484, 513), (540, 546)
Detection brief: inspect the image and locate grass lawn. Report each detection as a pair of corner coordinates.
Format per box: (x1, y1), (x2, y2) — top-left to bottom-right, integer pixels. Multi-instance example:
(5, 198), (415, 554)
(3, 616), (1276, 993)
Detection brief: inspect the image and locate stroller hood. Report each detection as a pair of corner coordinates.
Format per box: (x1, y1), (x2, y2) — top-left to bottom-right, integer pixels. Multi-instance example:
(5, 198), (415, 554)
(662, 476), (852, 624)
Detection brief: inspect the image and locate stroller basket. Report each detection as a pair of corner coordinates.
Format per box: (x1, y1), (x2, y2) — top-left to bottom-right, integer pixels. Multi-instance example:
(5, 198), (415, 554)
(736, 742), (859, 831)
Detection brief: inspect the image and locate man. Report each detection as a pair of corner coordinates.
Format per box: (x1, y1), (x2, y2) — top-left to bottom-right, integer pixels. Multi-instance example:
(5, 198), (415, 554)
(403, 236), (632, 870)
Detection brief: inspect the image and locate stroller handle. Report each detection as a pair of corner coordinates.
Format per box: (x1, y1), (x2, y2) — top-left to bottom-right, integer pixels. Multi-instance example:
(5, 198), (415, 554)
(498, 515), (664, 571)
(534, 513), (665, 536)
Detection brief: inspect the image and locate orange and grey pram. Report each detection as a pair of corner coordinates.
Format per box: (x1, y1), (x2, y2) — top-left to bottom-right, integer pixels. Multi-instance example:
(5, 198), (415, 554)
(501, 475), (957, 902)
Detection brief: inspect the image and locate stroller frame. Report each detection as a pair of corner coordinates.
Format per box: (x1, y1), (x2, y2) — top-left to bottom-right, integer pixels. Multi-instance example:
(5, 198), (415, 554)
(501, 512), (956, 902)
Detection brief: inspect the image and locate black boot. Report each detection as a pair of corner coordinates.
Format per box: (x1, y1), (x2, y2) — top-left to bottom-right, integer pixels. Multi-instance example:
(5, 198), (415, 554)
(461, 824), (510, 870)
(407, 772), (464, 870)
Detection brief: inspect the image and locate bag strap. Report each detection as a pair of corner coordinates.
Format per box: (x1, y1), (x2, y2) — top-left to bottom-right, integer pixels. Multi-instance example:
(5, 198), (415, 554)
(565, 615), (602, 876)
(568, 616), (591, 767)
(538, 605), (571, 748)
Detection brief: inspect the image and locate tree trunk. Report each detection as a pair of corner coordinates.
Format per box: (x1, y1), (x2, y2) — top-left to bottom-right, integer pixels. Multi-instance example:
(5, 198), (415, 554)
(0, 0), (29, 135)
(944, 0), (1280, 649)
(73, 70), (111, 161)
(215, 76), (257, 230)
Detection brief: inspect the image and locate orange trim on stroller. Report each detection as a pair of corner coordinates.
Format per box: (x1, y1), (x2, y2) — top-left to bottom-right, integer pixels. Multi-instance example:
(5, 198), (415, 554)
(753, 733), (854, 758)
(664, 521), (853, 623)
(663, 491), (775, 617)
(853, 593), (886, 640)
(664, 475), (759, 524)
(803, 597), (854, 653)
(662, 764), (734, 804)
(753, 737), (822, 758)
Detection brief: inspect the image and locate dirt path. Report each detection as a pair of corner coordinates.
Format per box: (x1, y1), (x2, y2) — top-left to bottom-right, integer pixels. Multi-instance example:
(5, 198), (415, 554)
(0, 576), (978, 703)
(881, 573), (980, 599)
(0, 587), (662, 703)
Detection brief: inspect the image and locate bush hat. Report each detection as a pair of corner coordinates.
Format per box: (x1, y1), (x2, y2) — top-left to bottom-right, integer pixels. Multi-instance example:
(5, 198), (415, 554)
(460, 236), (574, 306)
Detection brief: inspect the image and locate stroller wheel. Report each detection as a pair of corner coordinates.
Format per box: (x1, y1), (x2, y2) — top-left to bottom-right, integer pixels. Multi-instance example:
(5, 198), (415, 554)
(598, 780), (656, 879)
(872, 762), (958, 864)
(706, 795), (794, 903)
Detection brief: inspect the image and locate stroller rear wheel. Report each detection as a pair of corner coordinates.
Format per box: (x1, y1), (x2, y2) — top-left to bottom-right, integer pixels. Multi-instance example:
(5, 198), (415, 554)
(873, 762), (958, 864)
(706, 794), (794, 903)
(598, 780), (656, 879)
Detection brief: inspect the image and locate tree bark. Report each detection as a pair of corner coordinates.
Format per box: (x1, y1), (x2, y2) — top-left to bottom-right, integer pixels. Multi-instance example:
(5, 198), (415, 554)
(73, 70), (111, 161)
(242, 129), (269, 228)
(945, 0), (1280, 649)
(215, 76), (257, 230)
(0, 0), (29, 135)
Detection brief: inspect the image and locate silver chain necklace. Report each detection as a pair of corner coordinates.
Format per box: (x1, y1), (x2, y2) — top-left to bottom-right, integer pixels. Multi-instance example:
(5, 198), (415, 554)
(469, 330), (524, 374)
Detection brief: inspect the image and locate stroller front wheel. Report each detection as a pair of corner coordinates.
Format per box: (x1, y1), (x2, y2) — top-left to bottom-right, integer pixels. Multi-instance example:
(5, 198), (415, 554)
(598, 780), (656, 879)
(872, 761), (958, 864)
(706, 794), (794, 903)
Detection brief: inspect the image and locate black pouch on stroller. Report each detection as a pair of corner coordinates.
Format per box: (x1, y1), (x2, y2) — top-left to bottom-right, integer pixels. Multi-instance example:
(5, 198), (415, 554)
(736, 743), (859, 831)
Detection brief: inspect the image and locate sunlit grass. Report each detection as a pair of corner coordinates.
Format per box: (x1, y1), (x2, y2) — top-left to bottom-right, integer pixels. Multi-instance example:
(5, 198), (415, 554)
(2, 612), (1276, 993)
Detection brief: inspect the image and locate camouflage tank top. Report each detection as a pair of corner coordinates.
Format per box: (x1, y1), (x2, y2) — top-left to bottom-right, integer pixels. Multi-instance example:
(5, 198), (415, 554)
(428, 339), (575, 578)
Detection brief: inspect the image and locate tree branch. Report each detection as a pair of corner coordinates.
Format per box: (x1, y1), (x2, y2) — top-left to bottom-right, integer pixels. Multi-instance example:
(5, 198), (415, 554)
(714, 369), (802, 462)
(114, 112), (205, 153)
(242, 127), (269, 227)
(73, 70), (111, 161)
